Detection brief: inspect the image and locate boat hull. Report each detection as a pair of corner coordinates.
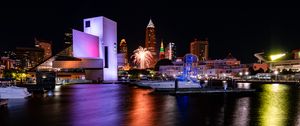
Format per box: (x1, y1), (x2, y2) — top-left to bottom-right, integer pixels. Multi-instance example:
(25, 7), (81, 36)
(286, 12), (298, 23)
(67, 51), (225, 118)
(137, 80), (201, 89)
(0, 87), (31, 99)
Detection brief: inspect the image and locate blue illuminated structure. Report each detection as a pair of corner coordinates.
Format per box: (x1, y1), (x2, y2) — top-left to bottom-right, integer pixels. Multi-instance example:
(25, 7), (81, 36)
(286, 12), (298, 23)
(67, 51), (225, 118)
(177, 54), (199, 82)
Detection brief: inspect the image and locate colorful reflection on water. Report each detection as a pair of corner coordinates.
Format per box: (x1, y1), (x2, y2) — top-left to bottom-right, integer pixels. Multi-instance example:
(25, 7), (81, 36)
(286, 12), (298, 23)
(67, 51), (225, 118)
(1, 83), (300, 126)
(128, 89), (155, 126)
(257, 84), (290, 126)
(232, 97), (250, 126)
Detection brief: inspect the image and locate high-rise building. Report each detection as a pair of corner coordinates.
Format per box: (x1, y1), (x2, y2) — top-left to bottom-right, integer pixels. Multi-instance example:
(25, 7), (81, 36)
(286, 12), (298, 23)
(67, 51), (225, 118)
(159, 41), (165, 60)
(119, 39), (128, 64)
(33, 16), (118, 83)
(165, 42), (176, 61)
(15, 47), (44, 69)
(190, 39), (209, 61)
(35, 38), (52, 60)
(145, 19), (157, 66)
(292, 49), (300, 59)
(63, 31), (73, 56)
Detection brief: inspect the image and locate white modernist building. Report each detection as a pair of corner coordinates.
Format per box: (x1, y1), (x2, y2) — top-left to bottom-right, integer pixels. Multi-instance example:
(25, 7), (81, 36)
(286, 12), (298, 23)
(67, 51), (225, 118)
(83, 16), (118, 81)
(34, 16), (118, 83)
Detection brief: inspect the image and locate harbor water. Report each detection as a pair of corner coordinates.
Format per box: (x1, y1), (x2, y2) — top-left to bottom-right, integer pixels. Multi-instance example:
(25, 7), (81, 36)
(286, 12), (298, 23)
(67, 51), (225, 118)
(1, 83), (300, 126)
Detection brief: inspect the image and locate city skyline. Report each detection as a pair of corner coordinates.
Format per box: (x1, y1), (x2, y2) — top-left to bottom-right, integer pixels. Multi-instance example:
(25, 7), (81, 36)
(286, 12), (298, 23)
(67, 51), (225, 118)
(2, 4), (300, 126)
(1, 7), (300, 63)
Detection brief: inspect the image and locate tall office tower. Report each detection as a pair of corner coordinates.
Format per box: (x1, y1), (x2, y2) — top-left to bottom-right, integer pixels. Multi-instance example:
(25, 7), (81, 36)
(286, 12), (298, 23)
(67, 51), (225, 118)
(119, 39), (128, 64)
(15, 47), (44, 69)
(165, 42), (176, 61)
(63, 31), (73, 56)
(83, 16), (118, 81)
(292, 49), (300, 59)
(34, 38), (52, 60)
(159, 41), (165, 60)
(190, 39), (209, 61)
(145, 19), (157, 66)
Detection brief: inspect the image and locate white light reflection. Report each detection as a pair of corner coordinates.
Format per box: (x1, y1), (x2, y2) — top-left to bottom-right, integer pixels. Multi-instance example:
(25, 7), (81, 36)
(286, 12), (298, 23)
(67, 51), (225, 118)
(232, 97), (250, 126)
(237, 83), (251, 89)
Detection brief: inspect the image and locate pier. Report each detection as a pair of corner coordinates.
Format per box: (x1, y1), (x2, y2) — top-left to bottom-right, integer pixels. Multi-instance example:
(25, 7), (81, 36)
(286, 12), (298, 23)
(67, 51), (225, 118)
(235, 79), (300, 84)
(174, 88), (256, 95)
(153, 88), (256, 95)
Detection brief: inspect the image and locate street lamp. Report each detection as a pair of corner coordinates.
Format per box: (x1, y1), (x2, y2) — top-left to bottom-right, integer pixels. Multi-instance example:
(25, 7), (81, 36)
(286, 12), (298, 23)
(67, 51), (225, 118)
(139, 74), (143, 79)
(245, 71), (249, 80)
(274, 70), (279, 80)
(239, 72), (243, 76)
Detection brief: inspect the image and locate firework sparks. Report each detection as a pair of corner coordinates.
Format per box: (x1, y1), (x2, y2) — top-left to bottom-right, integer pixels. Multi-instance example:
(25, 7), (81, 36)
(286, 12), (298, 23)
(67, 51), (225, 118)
(131, 46), (153, 69)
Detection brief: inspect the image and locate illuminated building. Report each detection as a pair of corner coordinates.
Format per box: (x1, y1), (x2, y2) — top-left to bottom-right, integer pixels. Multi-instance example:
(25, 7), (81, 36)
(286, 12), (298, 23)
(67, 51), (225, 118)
(0, 57), (16, 70)
(159, 53), (248, 78)
(72, 29), (100, 58)
(159, 41), (165, 60)
(61, 30), (73, 56)
(269, 60), (300, 72)
(292, 49), (300, 59)
(118, 39), (129, 70)
(145, 19), (157, 67)
(165, 42), (176, 61)
(203, 53), (248, 78)
(119, 39), (128, 64)
(15, 47), (44, 70)
(83, 16), (118, 81)
(252, 63), (269, 72)
(190, 38), (209, 61)
(117, 53), (126, 68)
(0, 51), (17, 70)
(35, 16), (118, 83)
(35, 38), (52, 60)
(254, 51), (300, 72)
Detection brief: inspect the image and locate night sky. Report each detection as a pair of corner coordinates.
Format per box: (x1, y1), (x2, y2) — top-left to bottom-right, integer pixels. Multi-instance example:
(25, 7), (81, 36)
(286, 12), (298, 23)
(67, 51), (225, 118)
(1, 5), (300, 63)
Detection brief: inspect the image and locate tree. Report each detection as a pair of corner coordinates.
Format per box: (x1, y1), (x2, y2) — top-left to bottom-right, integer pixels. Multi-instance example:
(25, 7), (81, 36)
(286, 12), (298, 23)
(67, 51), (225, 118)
(256, 68), (265, 73)
(154, 59), (174, 71)
(248, 66), (256, 75)
(281, 69), (288, 75)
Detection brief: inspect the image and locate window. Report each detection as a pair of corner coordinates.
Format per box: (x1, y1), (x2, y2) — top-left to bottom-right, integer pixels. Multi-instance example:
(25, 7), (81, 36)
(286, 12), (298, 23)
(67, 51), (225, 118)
(104, 46), (109, 68)
(85, 21), (90, 28)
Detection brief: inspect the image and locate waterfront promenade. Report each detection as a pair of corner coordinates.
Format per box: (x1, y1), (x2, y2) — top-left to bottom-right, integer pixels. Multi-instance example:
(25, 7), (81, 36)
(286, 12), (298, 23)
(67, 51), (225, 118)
(235, 79), (300, 84)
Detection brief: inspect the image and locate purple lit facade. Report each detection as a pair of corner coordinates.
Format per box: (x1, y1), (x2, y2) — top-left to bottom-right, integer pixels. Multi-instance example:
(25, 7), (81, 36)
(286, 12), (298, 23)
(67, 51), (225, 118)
(72, 29), (100, 59)
(36, 16), (118, 82)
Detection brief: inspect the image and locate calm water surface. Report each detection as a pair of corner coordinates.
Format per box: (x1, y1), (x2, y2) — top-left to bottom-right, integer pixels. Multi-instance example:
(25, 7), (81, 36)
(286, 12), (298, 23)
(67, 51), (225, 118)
(1, 83), (300, 126)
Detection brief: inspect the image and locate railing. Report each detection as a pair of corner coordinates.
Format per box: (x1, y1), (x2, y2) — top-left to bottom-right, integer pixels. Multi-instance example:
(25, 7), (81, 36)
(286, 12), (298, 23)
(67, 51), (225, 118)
(235, 79), (300, 83)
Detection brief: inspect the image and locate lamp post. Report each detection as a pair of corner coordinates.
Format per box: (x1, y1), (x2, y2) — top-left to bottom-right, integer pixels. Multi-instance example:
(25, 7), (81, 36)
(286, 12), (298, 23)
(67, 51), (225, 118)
(239, 72), (243, 80)
(274, 70), (279, 81)
(245, 71), (249, 80)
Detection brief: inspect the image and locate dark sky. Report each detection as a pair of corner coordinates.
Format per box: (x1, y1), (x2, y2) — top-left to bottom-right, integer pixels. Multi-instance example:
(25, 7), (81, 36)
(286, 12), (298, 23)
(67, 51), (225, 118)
(1, 4), (300, 63)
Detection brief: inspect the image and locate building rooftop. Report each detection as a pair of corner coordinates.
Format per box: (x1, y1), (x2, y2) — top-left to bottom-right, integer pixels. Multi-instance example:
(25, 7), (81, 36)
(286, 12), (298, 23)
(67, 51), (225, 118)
(224, 53), (236, 60)
(147, 19), (155, 28)
(55, 56), (82, 61)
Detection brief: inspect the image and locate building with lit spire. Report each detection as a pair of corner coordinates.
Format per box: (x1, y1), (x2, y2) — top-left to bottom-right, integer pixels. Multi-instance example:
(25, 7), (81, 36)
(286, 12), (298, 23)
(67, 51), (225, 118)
(145, 19), (157, 67)
(165, 42), (176, 61)
(119, 39), (128, 64)
(159, 40), (165, 60)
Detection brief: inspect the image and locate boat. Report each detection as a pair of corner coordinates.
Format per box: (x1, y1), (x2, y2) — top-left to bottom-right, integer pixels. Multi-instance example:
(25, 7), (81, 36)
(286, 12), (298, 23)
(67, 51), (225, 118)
(136, 80), (201, 89)
(0, 86), (31, 99)
(137, 54), (204, 90)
